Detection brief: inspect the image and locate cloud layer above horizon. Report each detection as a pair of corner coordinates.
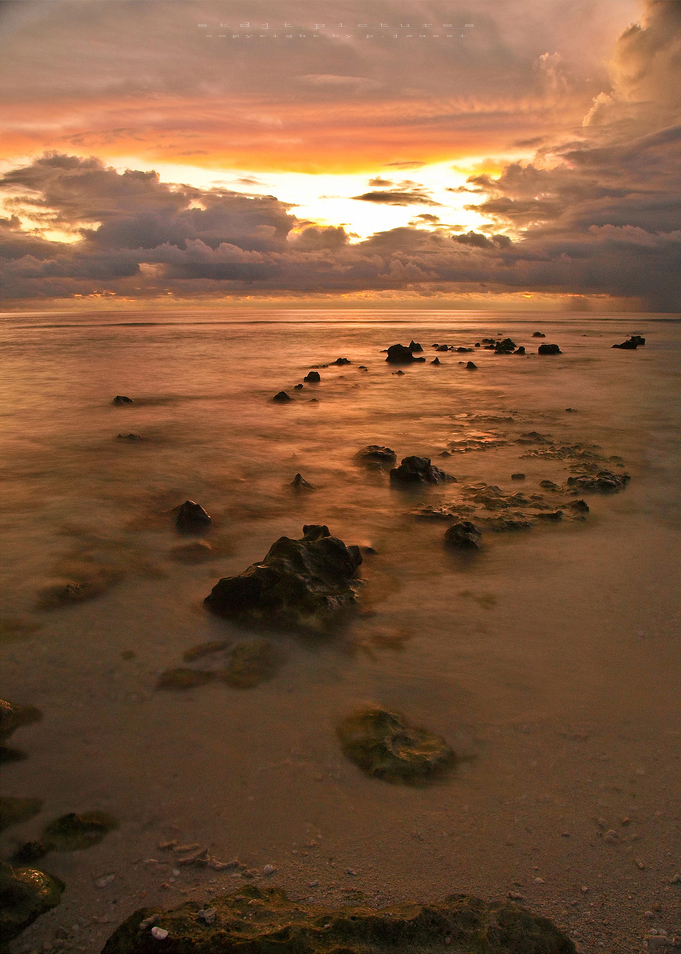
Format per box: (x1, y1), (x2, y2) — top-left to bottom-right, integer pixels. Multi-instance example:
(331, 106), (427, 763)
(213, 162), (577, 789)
(0, 0), (679, 308)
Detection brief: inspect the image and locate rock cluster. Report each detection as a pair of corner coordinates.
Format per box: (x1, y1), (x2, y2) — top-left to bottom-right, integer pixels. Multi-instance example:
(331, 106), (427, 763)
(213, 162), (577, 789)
(390, 456), (455, 484)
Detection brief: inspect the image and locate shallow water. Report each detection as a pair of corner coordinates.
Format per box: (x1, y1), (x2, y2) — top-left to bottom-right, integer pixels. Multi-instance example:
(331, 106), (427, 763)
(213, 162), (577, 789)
(1, 310), (680, 951)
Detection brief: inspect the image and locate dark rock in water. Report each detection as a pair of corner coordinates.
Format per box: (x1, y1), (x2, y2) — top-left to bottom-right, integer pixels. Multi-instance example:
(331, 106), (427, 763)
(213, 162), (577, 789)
(538, 343), (562, 355)
(517, 431), (552, 445)
(466, 361), (477, 370)
(567, 498), (590, 513)
(385, 344), (425, 364)
(567, 470), (631, 493)
(631, 335), (645, 345)
(481, 337), (495, 345)
(0, 798), (43, 832)
(393, 370), (405, 375)
(436, 344), (449, 352)
(408, 339), (423, 352)
(36, 569), (123, 610)
(0, 861), (64, 946)
(304, 371), (321, 383)
(431, 357), (441, 365)
(565, 407), (577, 412)
(456, 346), (473, 353)
(444, 521), (482, 549)
(390, 456), (455, 484)
(41, 812), (118, 851)
(536, 510), (564, 521)
(174, 500), (212, 532)
(116, 433), (144, 441)
(0, 699), (42, 743)
(532, 331), (546, 338)
(156, 668), (215, 690)
(111, 395), (134, 405)
(613, 335), (645, 349)
(294, 383), (304, 390)
(219, 639), (284, 689)
(291, 473), (314, 492)
(272, 390), (292, 403)
(337, 705), (455, 782)
(358, 365), (368, 371)
(511, 473), (526, 481)
(204, 525), (362, 632)
(514, 346), (526, 355)
(101, 884), (576, 954)
(331, 357), (351, 365)
(356, 445), (397, 468)
(475, 341), (481, 347)
(10, 841), (48, 865)
(494, 337), (516, 354)
(540, 480), (560, 490)
(485, 516), (533, 531)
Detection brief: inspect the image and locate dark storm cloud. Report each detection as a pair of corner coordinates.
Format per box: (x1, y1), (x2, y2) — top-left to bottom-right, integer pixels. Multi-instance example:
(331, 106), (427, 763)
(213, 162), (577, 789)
(352, 186), (441, 207)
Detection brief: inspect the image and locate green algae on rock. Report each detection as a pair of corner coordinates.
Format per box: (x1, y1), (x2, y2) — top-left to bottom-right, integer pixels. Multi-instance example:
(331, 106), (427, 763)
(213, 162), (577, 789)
(41, 811), (118, 851)
(219, 638), (284, 689)
(0, 861), (64, 947)
(156, 668), (215, 690)
(100, 884), (575, 954)
(204, 524), (362, 632)
(0, 797), (43, 832)
(337, 705), (456, 782)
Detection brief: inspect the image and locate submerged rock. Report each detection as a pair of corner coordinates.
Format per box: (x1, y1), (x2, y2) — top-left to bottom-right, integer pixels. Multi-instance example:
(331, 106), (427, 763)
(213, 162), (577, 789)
(567, 470), (630, 493)
(156, 669), (215, 690)
(0, 861), (64, 946)
(511, 473), (526, 481)
(291, 473), (314, 492)
(271, 391), (292, 403)
(337, 705), (456, 782)
(101, 884), (576, 954)
(538, 344), (562, 355)
(304, 371), (321, 383)
(36, 569), (122, 610)
(385, 344), (425, 364)
(169, 541), (215, 564)
(0, 797), (43, 832)
(116, 433), (144, 441)
(204, 525), (362, 632)
(356, 445), (397, 469)
(0, 699), (42, 743)
(111, 395), (134, 405)
(567, 498), (590, 513)
(390, 456), (455, 484)
(183, 640), (231, 662)
(10, 841), (48, 865)
(41, 812), (118, 852)
(219, 639), (284, 689)
(532, 331), (546, 337)
(174, 500), (212, 532)
(444, 521), (482, 549)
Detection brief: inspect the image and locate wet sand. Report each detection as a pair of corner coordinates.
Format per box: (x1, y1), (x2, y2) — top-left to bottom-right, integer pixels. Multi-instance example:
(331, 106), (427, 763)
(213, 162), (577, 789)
(1, 310), (680, 952)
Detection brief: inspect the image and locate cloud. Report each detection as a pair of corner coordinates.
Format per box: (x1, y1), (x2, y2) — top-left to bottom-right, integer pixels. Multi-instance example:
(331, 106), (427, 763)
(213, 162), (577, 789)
(352, 185), (441, 206)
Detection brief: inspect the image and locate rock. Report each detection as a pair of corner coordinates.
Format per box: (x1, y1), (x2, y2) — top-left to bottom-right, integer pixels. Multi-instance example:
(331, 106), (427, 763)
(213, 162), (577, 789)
(494, 338), (517, 354)
(331, 357), (351, 365)
(540, 480), (560, 490)
(0, 797), (43, 832)
(483, 516), (533, 531)
(36, 568), (123, 610)
(567, 470), (630, 493)
(538, 344), (562, 355)
(169, 541), (214, 564)
(631, 335), (645, 346)
(271, 391), (292, 403)
(514, 346), (526, 355)
(465, 361), (477, 370)
(431, 357), (441, 365)
(173, 500), (212, 532)
(567, 499), (589, 513)
(291, 473), (314, 492)
(304, 371), (321, 383)
(0, 699), (42, 743)
(355, 445), (397, 469)
(204, 525), (362, 632)
(393, 370), (405, 375)
(41, 812), (118, 851)
(511, 473), (526, 481)
(337, 705), (456, 782)
(408, 340), (423, 352)
(294, 383), (304, 390)
(612, 338), (638, 349)
(156, 669), (215, 690)
(436, 344), (449, 352)
(536, 510), (563, 521)
(385, 344), (425, 364)
(0, 861), (64, 946)
(390, 456), (455, 484)
(117, 433), (144, 441)
(532, 332), (546, 337)
(444, 521), (482, 549)
(101, 884), (576, 954)
(456, 347), (473, 353)
(183, 640), (231, 662)
(219, 639), (284, 689)
(112, 396), (134, 405)
(10, 842), (48, 865)
(565, 407), (577, 412)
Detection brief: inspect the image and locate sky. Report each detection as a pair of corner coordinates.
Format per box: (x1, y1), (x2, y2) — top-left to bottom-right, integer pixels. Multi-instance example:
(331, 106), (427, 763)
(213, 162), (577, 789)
(0, 0), (680, 310)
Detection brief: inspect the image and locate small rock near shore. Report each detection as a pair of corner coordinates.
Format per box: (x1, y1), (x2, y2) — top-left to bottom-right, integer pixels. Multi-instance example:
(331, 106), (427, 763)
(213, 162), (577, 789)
(444, 521), (482, 549)
(174, 500), (212, 532)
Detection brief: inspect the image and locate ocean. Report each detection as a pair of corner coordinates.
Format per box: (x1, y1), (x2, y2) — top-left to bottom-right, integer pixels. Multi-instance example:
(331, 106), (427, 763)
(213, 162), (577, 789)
(1, 309), (680, 951)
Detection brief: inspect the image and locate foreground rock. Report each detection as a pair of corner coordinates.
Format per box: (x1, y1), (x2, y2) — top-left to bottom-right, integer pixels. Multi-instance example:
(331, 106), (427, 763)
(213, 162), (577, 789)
(385, 344), (426, 364)
(0, 699), (42, 744)
(41, 811), (118, 851)
(337, 705), (455, 782)
(567, 470), (631, 493)
(355, 445), (397, 468)
(0, 861), (64, 946)
(111, 395), (134, 405)
(205, 525), (362, 632)
(174, 500), (212, 532)
(613, 335), (645, 349)
(390, 456), (455, 484)
(444, 521), (482, 549)
(538, 344), (562, 355)
(102, 884), (575, 954)
(291, 473), (314, 491)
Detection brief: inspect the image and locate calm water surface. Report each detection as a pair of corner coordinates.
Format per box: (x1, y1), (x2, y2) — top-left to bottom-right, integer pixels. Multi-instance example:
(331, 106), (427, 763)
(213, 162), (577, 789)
(1, 309), (680, 950)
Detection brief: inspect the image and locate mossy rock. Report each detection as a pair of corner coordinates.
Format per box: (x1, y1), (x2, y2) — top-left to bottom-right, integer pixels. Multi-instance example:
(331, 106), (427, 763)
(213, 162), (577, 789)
(42, 811), (118, 851)
(0, 699), (43, 743)
(337, 706), (456, 783)
(0, 861), (64, 946)
(156, 669), (215, 691)
(101, 884), (575, 954)
(0, 797), (43, 831)
(219, 639), (284, 689)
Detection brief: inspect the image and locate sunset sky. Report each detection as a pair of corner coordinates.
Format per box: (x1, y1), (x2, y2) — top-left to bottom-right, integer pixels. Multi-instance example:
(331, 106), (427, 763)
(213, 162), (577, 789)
(1, 0), (680, 309)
